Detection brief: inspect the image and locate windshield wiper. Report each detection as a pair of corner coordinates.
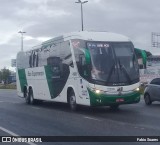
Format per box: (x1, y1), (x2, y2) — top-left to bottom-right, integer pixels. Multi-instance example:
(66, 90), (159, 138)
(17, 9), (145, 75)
(118, 60), (132, 84)
(106, 62), (116, 83)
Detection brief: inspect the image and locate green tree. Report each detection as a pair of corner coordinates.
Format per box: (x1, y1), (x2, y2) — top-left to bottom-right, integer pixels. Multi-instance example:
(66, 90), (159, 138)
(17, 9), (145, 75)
(1, 67), (11, 84)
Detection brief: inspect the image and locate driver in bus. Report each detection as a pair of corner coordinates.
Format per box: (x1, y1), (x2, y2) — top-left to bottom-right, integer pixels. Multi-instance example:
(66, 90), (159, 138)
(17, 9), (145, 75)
(91, 47), (111, 79)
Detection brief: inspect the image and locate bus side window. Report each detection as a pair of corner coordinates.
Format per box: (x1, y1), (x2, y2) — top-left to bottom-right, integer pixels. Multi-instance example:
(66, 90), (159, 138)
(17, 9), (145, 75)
(47, 57), (62, 78)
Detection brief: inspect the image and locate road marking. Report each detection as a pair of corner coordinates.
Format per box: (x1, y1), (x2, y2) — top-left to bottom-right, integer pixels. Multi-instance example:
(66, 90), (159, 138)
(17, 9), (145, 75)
(31, 107), (40, 110)
(84, 116), (101, 121)
(0, 101), (22, 104)
(11, 102), (23, 104)
(0, 126), (37, 145)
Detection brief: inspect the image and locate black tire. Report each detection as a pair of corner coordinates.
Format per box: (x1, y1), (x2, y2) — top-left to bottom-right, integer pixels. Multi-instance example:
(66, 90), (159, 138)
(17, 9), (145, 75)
(68, 90), (77, 111)
(144, 93), (152, 105)
(24, 90), (30, 104)
(28, 89), (35, 105)
(110, 104), (119, 110)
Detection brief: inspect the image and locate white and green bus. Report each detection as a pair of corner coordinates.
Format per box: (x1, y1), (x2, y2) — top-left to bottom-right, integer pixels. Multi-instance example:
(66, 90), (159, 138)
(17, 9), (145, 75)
(16, 31), (140, 110)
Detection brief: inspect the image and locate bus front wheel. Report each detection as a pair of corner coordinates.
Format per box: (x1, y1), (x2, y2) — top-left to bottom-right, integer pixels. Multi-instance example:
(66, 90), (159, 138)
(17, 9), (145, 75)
(68, 90), (77, 111)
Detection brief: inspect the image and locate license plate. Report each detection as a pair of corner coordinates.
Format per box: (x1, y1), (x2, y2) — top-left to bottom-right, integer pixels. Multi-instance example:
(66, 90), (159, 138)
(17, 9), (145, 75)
(116, 98), (124, 102)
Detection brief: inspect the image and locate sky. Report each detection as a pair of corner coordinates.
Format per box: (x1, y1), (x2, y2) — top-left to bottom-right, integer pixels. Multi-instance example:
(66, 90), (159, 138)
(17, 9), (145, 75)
(0, 0), (160, 70)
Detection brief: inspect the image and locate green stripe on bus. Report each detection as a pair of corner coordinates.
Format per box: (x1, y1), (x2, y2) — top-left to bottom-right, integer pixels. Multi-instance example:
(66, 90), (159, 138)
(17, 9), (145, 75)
(18, 69), (27, 92)
(87, 88), (140, 106)
(44, 66), (54, 99)
(85, 49), (91, 64)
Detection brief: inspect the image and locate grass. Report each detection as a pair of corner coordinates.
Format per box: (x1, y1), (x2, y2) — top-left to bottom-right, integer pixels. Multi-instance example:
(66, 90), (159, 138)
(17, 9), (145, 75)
(0, 84), (16, 89)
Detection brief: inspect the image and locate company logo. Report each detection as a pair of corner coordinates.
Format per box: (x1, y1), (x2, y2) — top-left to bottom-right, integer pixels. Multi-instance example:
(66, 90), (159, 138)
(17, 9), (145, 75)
(117, 87), (123, 95)
(2, 137), (11, 142)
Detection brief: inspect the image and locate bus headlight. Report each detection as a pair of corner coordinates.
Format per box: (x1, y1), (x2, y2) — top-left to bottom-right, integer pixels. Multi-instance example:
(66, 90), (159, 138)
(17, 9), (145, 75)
(90, 87), (102, 94)
(135, 87), (140, 91)
(95, 89), (100, 94)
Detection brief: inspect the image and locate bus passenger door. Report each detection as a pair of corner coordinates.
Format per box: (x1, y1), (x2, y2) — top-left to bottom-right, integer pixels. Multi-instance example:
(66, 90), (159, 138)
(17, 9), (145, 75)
(76, 54), (90, 103)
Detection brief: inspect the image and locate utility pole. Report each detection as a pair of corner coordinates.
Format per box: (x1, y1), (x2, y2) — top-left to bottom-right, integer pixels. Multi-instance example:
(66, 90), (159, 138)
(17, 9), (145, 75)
(75, 0), (88, 31)
(18, 31), (26, 51)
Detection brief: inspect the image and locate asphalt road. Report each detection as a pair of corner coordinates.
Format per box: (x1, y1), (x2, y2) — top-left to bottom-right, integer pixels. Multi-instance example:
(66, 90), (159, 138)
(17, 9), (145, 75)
(0, 89), (160, 145)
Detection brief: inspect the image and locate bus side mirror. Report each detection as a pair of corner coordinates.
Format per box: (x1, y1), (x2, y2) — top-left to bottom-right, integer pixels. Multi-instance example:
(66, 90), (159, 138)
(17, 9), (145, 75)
(85, 49), (91, 65)
(79, 54), (89, 77)
(78, 48), (91, 79)
(79, 54), (86, 66)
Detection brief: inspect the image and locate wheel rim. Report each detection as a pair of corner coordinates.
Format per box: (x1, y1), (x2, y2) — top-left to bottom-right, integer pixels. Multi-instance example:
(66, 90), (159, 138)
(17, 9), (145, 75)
(25, 96), (28, 102)
(24, 92), (29, 103)
(30, 94), (33, 102)
(70, 95), (76, 109)
(30, 93), (34, 104)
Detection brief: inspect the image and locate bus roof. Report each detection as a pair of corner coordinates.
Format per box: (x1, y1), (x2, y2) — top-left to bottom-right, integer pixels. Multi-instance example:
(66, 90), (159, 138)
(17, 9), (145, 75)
(66, 31), (130, 41)
(43, 31), (130, 44)
(31, 31), (131, 50)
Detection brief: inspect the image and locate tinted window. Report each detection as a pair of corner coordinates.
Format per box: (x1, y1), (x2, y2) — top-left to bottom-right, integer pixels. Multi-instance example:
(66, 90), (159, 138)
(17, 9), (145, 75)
(156, 78), (160, 85)
(87, 41), (139, 86)
(59, 41), (73, 67)
(28, 40), (73, 68)
(72, 39), (87, 77)
(150, 78), (160, 85)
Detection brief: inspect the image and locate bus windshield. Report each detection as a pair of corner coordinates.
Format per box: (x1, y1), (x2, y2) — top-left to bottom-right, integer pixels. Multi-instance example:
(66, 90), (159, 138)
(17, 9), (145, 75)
(87, 42), (139, 86)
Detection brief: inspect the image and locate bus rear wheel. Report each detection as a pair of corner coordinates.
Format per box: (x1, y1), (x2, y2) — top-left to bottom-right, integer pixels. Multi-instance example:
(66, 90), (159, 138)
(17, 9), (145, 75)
(28, 89), (35, 105)
(68, 90), (77, 111)
(24, 90), (30, 104)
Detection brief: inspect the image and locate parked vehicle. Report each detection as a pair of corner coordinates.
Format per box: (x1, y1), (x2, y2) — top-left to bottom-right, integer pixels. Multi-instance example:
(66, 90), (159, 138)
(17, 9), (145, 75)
(144, 78), (160, 105)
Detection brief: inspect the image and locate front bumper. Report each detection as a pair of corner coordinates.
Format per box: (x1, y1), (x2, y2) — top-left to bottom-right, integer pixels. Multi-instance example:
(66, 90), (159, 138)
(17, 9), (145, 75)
(88, 88), (141, 106)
